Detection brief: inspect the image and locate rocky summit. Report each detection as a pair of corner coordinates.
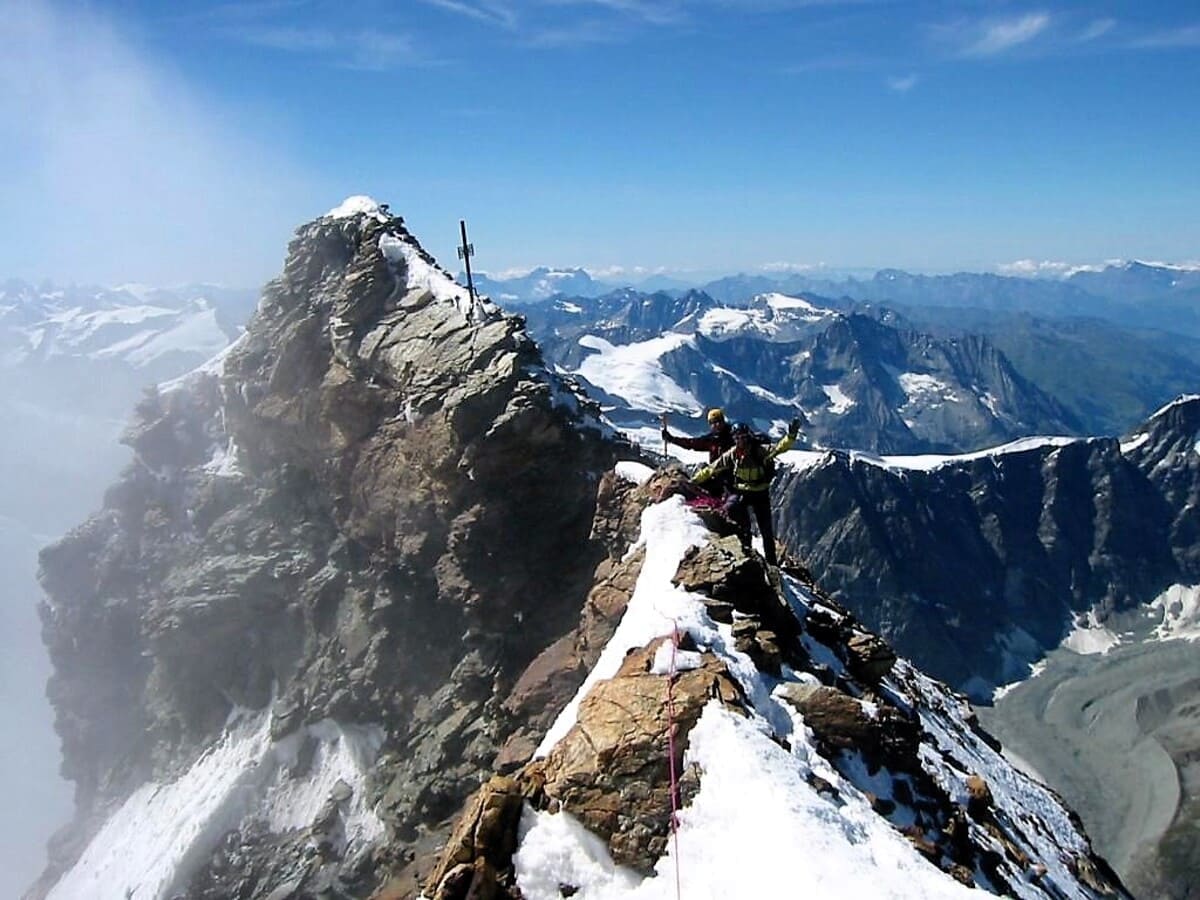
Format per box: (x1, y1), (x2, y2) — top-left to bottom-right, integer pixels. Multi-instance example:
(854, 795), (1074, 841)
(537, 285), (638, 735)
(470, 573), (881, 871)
(32, 201), (1125, 900)
(32, 200), (617, 898)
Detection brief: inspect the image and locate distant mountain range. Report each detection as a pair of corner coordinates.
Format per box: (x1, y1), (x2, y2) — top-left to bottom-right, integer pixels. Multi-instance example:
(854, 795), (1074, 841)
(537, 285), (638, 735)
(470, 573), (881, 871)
(473, 260), (1200, 338)
(522, 289), (1077, 454)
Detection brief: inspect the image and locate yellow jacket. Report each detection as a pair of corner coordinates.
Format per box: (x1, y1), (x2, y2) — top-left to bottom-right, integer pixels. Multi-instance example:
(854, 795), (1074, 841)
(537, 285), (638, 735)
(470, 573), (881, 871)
(694, 432), (795, 493)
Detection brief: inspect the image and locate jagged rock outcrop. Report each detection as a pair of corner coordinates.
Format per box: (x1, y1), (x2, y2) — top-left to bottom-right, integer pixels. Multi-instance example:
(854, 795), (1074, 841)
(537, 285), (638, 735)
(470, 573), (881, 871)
(33, 201), (625, 899)
(774, 396), (1200, 694)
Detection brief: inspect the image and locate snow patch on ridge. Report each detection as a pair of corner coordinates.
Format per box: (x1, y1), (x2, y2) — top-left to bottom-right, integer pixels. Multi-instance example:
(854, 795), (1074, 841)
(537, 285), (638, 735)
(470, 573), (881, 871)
(1148, 393), (1200, 421)
(1061, 608), (1120, 655)
(851, 435), (1079, 473)
(379, 232), (499, 325)
(897, 372), (960, 409)
(1149, 585), (1200, 642)
(326, 195), (389, 221)
(1120, 432), (1150, 454)
(522, 494), (980, 899)
(822, 384), (854, 415)
(534, 496), (712, 756)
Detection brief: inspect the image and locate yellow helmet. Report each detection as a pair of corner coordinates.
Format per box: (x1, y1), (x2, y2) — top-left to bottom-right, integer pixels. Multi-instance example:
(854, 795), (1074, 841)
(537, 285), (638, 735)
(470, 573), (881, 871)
(706, 408), (725, 424)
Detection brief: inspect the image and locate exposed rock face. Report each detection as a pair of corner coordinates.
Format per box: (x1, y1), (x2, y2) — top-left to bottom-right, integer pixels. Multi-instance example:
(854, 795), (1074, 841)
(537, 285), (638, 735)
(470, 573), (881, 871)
(526, 637), (742, 874)
(774, 397), (1200, 693)
(33, 204), (623, 898)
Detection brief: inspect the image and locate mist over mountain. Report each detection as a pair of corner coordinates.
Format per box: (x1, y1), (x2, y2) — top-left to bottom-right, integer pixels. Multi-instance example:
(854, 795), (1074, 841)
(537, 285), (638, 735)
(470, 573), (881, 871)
(0, 279), (257, 898)
(469, 267), (617, 304)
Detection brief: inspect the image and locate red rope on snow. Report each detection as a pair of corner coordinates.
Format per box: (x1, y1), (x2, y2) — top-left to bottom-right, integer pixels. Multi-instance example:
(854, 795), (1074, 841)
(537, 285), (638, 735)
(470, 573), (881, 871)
(666, 622), (683, 900)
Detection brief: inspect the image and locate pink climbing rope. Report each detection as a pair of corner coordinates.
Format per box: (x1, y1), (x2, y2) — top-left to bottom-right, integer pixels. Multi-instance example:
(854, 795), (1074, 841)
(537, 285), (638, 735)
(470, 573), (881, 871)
(665, 622), (683, 900)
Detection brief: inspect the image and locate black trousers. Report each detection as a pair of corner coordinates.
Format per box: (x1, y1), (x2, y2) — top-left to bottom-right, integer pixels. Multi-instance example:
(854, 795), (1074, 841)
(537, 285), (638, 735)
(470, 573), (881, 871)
(724, 489), (777, 566)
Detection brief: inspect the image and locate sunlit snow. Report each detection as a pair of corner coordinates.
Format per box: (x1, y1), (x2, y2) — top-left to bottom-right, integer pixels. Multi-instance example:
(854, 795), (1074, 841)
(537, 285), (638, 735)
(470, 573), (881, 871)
(1061, 608), (1120, 655)
(851, 436), (1079, 473)
(897, 372), (960, 409)
(1149, 584), (1200, 642)
(326, 195), (389, 221)
(1148, 393), (1200, 420)
(379, 232), (498, 325)
(574, 334), (701, 415)
(47, 711), (384, 900)
(822, 384), (855, 415)
(1120, 432), (1150, 454)
(521, 486), (1100, 900)
(696, 294), (833, 341)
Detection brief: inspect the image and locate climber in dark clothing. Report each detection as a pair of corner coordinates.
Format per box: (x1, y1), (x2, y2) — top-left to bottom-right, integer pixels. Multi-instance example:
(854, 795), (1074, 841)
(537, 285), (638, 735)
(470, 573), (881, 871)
(661, 408), (735, 495)
(661, 407), (734, 460)
(693, 419), (800, 567)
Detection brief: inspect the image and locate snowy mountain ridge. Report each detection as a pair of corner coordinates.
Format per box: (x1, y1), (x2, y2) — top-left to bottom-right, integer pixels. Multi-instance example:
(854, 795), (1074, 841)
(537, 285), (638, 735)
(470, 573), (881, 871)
(421, 466), (1124, 900)
(30, 202), (1125, 900)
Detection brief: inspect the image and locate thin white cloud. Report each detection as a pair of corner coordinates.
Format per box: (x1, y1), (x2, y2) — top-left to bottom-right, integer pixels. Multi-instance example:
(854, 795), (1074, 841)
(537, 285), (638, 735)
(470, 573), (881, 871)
(551, 0), (686, 26)
(418, 0), (519, 30)
(523, 19), (633, 47)
(996, 259), (1076, 277)
(1132, 23), (1200, 49)
(224, 24), (427, 69)
(586, 264), (672, 278)
(958, 12), (1051, 57)
(0, 0), (318, 285)
(761, 261), (826, 273)
(886, 73), (919, 92)
(995, 259), (1134, 278)
(1076, 18), (1115, 43)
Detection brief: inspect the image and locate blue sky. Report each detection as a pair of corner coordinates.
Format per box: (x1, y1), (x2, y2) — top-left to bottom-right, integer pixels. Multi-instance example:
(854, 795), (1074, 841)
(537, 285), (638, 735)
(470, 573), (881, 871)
(1, 0), (1197, 286)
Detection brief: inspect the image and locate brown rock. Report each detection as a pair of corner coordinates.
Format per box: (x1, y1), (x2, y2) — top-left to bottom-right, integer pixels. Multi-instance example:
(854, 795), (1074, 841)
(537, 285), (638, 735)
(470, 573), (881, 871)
(776, 684), (876, 750)
(965, 773), (993, 819)
(845, 630), (896, 683)
(423, 776), (524, 900)
(531, 640), (745, 874)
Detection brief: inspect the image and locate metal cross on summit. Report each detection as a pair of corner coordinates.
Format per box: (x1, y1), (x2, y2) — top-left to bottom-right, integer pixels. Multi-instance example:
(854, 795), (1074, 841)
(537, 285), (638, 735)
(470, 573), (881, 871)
(457, 219), (477, 303)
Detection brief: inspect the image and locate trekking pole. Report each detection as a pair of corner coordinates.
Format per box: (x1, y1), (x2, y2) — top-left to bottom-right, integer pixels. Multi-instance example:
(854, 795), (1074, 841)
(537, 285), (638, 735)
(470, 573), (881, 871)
(660, 412), (669, 457)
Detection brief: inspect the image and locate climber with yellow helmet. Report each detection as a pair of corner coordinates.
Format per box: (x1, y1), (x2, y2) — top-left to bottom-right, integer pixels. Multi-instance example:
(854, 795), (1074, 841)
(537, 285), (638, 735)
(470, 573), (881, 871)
(660, 407), (736, 495)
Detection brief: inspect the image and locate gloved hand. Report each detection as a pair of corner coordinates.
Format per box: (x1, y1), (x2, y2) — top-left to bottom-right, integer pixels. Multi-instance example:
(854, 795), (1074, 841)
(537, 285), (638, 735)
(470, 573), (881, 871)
(661, 428), (672, 444)
(788, 417), (802, 438)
